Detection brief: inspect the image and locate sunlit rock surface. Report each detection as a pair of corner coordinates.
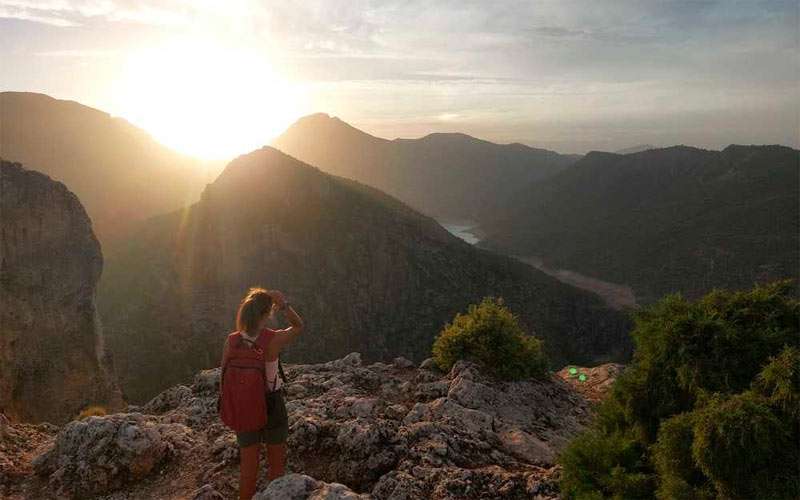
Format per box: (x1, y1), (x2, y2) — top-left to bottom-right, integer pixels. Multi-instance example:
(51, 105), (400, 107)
(2, 353), (609, 499)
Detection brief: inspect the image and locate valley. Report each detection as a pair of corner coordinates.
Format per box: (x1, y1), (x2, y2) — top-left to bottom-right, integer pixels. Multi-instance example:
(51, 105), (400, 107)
(437, 219), (637, 310)
(1, 4), (797, 497)
(514, 256), (637, 311)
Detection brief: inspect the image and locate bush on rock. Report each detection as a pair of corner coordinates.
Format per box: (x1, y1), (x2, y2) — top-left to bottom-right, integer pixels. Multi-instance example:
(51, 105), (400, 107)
(432, 297), (548, 380)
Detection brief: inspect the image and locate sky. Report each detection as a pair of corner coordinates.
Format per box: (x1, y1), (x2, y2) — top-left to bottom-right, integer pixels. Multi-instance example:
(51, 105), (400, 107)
(1, 0), (798, 158)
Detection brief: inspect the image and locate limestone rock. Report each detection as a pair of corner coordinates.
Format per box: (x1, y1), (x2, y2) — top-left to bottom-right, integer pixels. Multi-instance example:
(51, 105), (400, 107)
(0, 161), (122, 424)
(6, 353), (596, 499)
(556, 363), (624, 402)
(255, 473), (370, 499)
(419, 358), (439, 371)
(32, 413), (192, 496)
(192, 483), (225, 500)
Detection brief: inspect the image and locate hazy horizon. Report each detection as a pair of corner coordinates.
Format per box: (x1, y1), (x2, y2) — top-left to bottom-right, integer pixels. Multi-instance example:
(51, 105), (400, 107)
(1, 1), (798, 159)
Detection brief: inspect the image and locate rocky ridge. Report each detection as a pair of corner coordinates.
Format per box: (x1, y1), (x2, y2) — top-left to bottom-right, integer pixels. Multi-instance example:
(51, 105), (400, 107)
(1, 353), (618, 499)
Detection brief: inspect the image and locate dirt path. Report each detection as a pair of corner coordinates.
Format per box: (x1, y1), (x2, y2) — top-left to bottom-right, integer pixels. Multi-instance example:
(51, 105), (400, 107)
(515, 255), (637, 310)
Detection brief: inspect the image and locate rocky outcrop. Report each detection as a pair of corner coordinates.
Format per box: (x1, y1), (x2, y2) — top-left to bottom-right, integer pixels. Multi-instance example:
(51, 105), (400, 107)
(100, 146), (630, 402)
(3, 353), (600, 499)
(556, 363), (624, 402)
(32, 413), (192, 497)
(0, 161), (122, 423)
(255, 474), (369, 499)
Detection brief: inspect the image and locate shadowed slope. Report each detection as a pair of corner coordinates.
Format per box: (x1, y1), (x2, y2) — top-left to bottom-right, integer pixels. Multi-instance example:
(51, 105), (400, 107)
(100, 147), (629, 402)
(0, 92), (212, 243)
(273, 113), (577, 222)
(481, 145), (800, 303)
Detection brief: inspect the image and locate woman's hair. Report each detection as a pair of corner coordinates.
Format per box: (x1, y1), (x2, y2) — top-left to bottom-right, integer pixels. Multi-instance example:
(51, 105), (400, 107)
(236, 287), (273, 333)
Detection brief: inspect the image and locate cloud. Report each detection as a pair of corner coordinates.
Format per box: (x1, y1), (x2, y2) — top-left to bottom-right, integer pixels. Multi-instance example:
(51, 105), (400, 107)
(1, 0), (796, 152)
(0, 5), (79, 26)
(35, 48), (115, 57)
(0, 0), (188, 27)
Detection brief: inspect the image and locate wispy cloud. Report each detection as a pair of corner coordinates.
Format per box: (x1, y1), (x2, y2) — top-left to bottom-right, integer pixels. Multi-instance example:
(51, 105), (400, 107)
(0, 5), (79, 26)
(35, 48), (116, 57)
(1, 0), (796, 152)
(0, 0), (188, 27)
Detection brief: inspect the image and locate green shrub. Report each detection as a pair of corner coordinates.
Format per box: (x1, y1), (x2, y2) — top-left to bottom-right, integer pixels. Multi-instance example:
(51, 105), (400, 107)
(652, 412), (714, 500)
(620, 280), (800, 440)
(692, 392), (798, 499)
(559, 281), (800, 499)
(559, 429), (654, 499)
(754, 346), (800, 417)
(431, 297), (548, 380)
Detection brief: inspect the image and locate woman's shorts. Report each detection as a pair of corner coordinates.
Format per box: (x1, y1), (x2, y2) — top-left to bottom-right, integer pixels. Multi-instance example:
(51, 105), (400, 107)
(236, 389), (289, 447)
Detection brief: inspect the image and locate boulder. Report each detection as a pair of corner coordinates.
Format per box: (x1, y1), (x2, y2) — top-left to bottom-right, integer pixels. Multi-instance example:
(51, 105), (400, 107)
(32, 413), (191, 496)
(254, 473), (370, 499)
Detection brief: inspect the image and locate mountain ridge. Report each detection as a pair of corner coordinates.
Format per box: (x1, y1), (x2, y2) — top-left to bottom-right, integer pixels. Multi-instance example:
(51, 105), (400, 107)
(100, 146), (630, 403)
(273, 113), (578, 222)
(480, 144), (800, 303)
(0, 92), (212, 244)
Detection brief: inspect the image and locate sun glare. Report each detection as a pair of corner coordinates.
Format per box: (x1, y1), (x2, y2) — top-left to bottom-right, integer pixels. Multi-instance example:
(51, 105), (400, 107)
(116, 39), (305, 160)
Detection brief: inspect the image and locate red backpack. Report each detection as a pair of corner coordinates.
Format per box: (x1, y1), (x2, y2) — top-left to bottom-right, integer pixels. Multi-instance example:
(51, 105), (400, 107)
(219, 331), (273, 433)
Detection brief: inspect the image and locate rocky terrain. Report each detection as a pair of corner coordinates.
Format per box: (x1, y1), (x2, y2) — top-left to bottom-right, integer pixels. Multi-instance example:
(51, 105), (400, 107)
(0, 353), (618, 499)
(100, 146), (630, 403)
(0, 161), (122, 423)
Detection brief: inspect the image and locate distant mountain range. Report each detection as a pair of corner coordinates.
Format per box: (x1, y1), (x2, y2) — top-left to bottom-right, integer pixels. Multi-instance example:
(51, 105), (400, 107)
(273, 113), (579, 222)
(99, 147), (630, 402)
(480, 145), (800, 303)
(614, 144), (656, 154)
(0, 92), (214, 243)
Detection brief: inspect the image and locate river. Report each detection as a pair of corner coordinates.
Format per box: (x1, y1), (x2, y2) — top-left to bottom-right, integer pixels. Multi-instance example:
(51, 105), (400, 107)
(437, 218), (636, 310)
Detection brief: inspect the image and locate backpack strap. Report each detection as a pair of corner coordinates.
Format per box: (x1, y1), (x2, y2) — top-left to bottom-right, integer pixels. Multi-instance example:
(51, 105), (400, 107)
(238, 336), (265, 359)
(278, 358), (288, 384)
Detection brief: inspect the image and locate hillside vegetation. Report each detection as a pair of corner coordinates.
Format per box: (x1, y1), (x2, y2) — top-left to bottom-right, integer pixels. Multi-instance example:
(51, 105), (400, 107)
(481, 145), (800, 303)
(559, 281), (799, 499)
(100, 147), (629, 402)
(273, 113), (577, 221)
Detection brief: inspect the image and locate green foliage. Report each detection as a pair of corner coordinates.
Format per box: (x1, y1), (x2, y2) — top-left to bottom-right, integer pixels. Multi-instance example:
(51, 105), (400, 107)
(431, 297), (548, 380)
(621, 280), (799, 440)
(692, 392), (798, 499)
(559, 282), (800, 499)
(652, 412), (715, 500)
(559, 429), (654, 499)
(754, 346), (800, 417)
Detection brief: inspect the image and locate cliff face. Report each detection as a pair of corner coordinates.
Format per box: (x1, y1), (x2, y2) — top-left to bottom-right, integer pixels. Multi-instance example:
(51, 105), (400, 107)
(100, 147), (630, 402)
(0, 161), (122, 423)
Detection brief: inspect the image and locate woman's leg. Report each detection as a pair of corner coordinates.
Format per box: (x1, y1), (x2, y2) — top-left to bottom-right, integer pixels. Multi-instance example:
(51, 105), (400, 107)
(266, 443), (286, 480)
(239, 443), (260, 500)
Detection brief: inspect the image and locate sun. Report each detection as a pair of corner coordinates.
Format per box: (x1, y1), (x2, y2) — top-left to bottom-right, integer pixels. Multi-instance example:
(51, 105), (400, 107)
(115, 39), (306, 160)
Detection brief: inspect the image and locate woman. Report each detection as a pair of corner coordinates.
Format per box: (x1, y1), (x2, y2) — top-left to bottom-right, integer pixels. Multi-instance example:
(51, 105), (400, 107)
(220, 287), (304, 500)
